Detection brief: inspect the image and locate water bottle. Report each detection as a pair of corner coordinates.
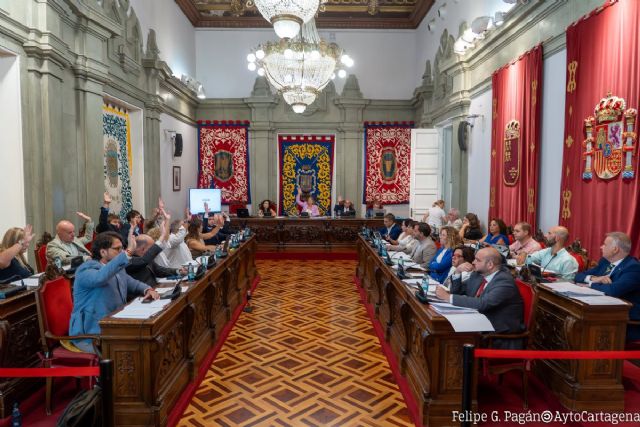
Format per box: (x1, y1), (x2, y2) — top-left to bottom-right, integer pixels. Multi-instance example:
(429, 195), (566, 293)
(54, 257), (62, 270)
(381, 245), (388, 258)
(11, 402), (21, 427)
(421, 275), (430, 294)
(215, 245), (222, 258)
(187, 264), (195, 281)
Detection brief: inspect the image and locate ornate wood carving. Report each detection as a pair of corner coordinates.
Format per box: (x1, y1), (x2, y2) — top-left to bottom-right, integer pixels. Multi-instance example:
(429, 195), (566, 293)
(115, 351), (138, 397)
(156, 320), (185, 390)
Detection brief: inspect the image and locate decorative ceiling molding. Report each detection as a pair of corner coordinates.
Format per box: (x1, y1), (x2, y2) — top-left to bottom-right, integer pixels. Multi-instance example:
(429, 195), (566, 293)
(175, 0), (434, 29)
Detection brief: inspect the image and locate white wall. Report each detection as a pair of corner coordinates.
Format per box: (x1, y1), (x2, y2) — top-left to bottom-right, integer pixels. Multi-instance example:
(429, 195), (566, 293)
(538, 49), (566, 232)
(466, 89), (493, 230)
(0, 53), (25, 235)
(130, 0), (196, 78)
(195, 28), (417, 100)
(159, 114), (198, 217)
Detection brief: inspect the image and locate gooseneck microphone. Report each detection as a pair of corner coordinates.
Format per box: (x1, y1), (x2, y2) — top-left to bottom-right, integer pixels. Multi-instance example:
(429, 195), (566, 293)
(541, 253), (557, 274)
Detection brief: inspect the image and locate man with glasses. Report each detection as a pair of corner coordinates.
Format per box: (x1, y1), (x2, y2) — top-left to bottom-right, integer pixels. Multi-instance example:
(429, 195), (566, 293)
(69, 230), (160, 353)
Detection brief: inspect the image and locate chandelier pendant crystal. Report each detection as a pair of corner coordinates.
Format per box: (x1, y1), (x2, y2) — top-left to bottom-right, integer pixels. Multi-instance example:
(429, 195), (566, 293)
(248, 19), (354, 114)
(248, 0), (326, 39)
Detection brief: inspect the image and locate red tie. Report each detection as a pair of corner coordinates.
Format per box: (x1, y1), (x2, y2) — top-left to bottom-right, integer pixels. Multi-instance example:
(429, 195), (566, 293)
(475, 279), (487, 297)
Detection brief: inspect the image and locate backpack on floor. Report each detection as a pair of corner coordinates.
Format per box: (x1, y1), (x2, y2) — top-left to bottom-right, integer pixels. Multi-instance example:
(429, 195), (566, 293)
(56, 385), (102, 427)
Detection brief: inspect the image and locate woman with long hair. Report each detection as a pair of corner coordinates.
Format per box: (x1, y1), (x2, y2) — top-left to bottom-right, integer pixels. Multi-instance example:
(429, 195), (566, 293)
(296, 188), (320, 217)
(257, 199), (277, 217)
(481, 218), (509, 246)
(428, 226), (462, 283)
(459, 213), (483, 242)
(0, 226), (35, 281)
(184, 217), (219, 258)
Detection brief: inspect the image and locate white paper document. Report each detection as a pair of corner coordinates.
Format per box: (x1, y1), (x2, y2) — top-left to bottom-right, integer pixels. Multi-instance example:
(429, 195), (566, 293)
(11, 277), (40, 288)
(429, 302), (495, 332)
(112, 298), (172, 319)
(571, 295), (628, 305)
(156, 286), (190, 295)
(545, 281), (604, 297)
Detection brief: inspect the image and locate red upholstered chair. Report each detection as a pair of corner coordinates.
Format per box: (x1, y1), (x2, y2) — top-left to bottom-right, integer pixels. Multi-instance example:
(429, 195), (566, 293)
(35, 245), (48, 273)
(228, 201), (247, 215)
(35, 276), (100, 415)
(481, 279), (536, 409)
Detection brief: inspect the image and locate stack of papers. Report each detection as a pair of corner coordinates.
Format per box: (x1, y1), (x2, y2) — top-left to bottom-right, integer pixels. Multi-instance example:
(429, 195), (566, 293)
(112, 298), (172, 319)
(570, 295), (628, 305)
(430, 302), (495, 332)
(545, 282), (604, 297)
(10, 277), (40, 288)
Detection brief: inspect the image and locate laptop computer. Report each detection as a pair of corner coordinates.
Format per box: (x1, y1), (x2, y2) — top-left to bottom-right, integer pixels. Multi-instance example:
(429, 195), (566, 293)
(373, 209), (386, 218)
(237, 208), (250, 218)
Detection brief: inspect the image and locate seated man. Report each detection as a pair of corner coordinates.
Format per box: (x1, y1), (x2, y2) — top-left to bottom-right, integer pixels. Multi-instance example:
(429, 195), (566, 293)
(46, 212), (94, 265)
(379, 213), (401, 241)
(525, 226), (579, 280)
(407, 222), (437, 269)
(155, 218), (193, 269)
(510, 221), (542, 261)
(96, 192), (122, 233)
(575, 232), (640, 341)
(69, 231), (159, 353)
(436, 247), (524, 348)
(203, 212), (228, 246)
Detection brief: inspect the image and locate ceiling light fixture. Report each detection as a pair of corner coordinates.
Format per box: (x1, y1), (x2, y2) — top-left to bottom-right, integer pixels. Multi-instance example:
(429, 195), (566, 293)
(248, 0), (326, 39)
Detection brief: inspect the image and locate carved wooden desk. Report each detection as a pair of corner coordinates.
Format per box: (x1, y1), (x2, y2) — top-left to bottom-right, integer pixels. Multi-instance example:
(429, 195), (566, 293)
(530, 283), (630, 411)
(229, 218), (384, 250)
(100, 237), (257, 426)
(0, 290), (42, 417)
(356, 236), (479, 427)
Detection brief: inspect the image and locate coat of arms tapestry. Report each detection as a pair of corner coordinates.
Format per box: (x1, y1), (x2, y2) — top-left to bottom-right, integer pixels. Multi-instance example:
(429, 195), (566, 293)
(363, 122), (413, 205)
(488, 44), (542, 230)
(103, 104), (133, 220)
(278, 135), (334, 216)
(560, 0), (639, 257)
(197, 121), (251, 204)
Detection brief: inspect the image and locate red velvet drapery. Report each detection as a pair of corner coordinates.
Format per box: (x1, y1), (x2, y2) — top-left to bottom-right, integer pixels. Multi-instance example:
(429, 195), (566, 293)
(488, 45), (542, 230)
(560, 0), (640, 258)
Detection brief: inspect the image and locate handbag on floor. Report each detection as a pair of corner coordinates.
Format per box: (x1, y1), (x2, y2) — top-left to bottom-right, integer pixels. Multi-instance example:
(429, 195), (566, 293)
(56, 385), (102, 427)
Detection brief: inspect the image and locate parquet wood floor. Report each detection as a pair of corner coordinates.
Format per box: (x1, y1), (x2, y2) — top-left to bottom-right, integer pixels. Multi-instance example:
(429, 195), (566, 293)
(178, 259), (412, 427)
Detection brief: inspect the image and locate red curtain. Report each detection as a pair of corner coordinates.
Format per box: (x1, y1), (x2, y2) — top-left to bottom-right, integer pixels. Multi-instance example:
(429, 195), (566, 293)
(488, 45), (542, 230)
(560, 0), (640, 258)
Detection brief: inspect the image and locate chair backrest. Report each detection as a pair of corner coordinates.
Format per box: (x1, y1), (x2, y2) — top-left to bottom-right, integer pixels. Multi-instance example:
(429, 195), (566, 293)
(515, 279), (535, 329)
(35, 276), (74, 350)
(569, 251), (586, 272)
(35, 245), (48, 273)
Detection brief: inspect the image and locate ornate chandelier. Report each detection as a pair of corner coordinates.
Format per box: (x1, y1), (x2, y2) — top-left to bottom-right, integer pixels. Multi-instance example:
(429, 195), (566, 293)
(247, 20), (354, 114)
(248, 0), (326, 39)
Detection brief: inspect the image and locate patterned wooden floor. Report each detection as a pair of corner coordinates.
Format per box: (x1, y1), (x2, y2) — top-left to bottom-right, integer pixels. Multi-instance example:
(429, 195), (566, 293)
(178, 259), (412, 427)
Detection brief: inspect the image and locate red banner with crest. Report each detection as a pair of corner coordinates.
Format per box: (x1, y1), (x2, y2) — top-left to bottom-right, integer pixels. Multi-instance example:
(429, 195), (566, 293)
(363, 122), (413, 205)
(560, 0), (640, 258)
(488, 44), (542, 230)
(197, 121), (251, 204)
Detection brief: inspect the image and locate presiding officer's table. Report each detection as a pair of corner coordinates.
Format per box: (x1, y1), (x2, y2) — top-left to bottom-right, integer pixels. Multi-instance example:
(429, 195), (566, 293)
(100, 236), (257, 426)
(229, 217), (384, 250)
(356, 235), (479, 427)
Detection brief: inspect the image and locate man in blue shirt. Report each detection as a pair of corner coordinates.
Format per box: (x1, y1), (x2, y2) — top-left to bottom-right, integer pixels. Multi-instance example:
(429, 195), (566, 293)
(576, 232), (640, 341)
(69, 231), (159, 353)
(380, 213), (401, 241)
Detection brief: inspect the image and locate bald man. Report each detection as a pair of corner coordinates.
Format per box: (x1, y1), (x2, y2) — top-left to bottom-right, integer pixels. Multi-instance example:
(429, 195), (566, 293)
(436, 247), (524, 348)
(525, 226), (579, 280)
(46, 212), (94, 265)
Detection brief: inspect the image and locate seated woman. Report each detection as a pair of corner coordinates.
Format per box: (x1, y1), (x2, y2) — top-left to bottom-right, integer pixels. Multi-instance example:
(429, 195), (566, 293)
(386, 219), (416, 252)
(366, 200), (384, 218)
(459, 213), (483, 242)
(443, 245), (476, 285)
(184, 217), (219, 258)
(481, 218), (509, 246)
(0, 225), (35, 281)
(429, 226), (461, 283)
(257, 199), (277, 217)
(296, 188), (320, 217)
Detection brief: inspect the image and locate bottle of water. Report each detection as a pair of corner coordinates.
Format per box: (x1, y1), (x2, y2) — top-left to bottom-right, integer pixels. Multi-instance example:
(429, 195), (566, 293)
(54, 257), (62, 270)
(381, 244), (388, 258)
(11, 402), (21, 427)
(421, 275), (430, 294)
(187, 264), (195, 281)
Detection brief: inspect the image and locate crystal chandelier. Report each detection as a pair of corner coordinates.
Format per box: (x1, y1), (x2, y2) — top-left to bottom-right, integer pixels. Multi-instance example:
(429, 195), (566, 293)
(248, 0), (326, 39)
(247, 20), (354, 113)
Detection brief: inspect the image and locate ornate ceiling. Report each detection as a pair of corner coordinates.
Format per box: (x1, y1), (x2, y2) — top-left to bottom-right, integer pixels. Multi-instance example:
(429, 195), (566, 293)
(176, 0), (435, 29)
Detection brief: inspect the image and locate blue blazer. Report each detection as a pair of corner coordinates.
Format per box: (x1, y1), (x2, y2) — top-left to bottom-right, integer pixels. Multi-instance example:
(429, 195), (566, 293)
(379, 223), (401, 241)
(576, 256), (640, 340)
(429, 247), (453, 283)
(70, 252), (149, 346)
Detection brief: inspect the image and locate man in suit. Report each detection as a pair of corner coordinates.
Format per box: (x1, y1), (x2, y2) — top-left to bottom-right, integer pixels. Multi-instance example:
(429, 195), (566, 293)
(46, 212), (95, 265)
(576, 232), (640, 341)
(69, 231), (159, 353)
(436, 247), (524, 348)
(408, 222), (437, 269)
(379, 213), (401, 241)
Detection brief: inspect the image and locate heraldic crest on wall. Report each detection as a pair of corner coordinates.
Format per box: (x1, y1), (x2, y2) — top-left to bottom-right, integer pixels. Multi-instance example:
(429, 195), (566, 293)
(503, 119), (521, 186)
(582, 93), (637, 180)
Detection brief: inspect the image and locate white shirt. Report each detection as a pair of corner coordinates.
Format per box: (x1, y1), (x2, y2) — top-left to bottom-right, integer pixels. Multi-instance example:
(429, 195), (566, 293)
(427, 206), (446, 228)
(449, 269), (499, 304)
(155, 226), (193, 268)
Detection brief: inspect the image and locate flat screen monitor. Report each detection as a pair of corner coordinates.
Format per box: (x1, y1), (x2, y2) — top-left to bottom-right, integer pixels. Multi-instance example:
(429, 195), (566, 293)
(189, 188), (222, 213)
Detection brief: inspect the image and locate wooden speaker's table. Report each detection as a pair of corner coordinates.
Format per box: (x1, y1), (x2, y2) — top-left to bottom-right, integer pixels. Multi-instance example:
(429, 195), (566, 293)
(100, 237), (257, 426)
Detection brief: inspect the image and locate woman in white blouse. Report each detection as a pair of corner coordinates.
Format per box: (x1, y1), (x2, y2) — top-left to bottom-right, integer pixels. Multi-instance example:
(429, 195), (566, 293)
(386, 219), (417, 252)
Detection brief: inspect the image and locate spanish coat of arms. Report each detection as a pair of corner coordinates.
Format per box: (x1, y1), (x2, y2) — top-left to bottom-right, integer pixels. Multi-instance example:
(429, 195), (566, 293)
(582, 94), (637, 180)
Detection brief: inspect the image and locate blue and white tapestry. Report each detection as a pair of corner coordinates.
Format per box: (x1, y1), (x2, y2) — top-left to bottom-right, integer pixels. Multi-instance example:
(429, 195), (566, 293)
(103, 104), (133, 220)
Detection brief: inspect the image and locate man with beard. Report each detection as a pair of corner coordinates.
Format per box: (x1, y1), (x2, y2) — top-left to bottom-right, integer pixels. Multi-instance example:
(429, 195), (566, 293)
(525, 226), (578, 280)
